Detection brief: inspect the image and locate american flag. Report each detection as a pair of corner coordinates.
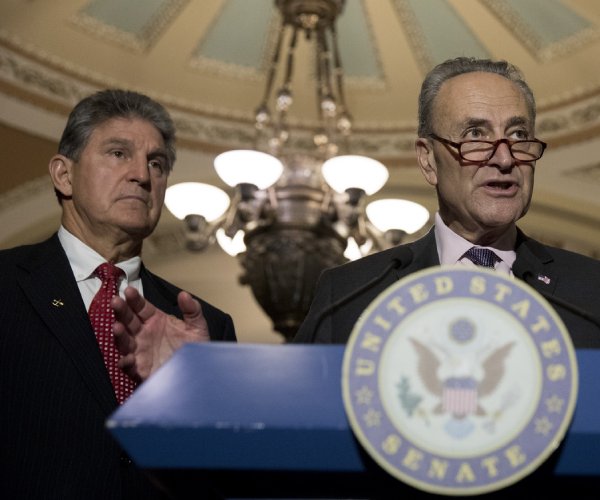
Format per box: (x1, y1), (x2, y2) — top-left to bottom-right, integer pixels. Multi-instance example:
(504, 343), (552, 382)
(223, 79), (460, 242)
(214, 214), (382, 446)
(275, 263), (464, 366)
(537, 274), (551, 285)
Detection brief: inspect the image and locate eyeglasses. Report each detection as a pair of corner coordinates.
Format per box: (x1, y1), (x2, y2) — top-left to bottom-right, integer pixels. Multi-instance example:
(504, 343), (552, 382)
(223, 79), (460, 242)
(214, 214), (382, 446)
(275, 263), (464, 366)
(429, 133), (547, 162)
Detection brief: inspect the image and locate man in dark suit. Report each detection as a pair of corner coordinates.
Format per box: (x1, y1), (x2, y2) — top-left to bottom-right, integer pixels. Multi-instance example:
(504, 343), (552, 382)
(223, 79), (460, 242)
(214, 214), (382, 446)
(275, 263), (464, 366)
(293, 57), (600, 348)
(0, 89), (236, 499)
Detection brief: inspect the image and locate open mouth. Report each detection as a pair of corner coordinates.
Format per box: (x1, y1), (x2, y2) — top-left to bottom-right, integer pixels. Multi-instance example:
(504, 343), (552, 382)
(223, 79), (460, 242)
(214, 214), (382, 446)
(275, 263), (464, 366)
(486, 181), (516, 191)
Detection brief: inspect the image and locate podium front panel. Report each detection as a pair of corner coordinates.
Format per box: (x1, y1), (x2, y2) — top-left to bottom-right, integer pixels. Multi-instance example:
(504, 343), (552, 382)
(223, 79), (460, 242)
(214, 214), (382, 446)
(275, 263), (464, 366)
(108, 343), (600, 497)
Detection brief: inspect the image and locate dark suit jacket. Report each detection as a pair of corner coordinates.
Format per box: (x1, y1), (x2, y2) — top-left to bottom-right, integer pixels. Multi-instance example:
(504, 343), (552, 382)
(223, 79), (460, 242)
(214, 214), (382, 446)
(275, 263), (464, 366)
(0, 234), (236, 500)
(293, 228), (600, 348)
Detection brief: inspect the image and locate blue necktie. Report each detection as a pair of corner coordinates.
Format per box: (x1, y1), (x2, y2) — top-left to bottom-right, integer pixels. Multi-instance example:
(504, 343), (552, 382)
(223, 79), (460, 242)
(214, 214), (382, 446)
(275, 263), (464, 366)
(463, 247), (499, 269)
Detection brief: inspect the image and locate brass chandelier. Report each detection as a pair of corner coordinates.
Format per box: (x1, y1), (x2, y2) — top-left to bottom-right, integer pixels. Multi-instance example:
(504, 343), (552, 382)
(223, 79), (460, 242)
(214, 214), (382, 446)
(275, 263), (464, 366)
(164, 0), (429, 340)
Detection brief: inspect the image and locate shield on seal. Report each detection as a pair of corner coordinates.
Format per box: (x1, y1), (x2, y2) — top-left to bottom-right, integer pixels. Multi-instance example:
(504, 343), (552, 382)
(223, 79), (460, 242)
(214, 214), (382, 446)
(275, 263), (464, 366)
(442, 377), (477, 416)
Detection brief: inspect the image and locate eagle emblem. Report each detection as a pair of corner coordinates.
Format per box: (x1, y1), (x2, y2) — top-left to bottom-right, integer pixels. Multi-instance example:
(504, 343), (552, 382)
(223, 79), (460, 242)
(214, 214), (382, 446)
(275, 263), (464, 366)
(408, 318), (515, 438)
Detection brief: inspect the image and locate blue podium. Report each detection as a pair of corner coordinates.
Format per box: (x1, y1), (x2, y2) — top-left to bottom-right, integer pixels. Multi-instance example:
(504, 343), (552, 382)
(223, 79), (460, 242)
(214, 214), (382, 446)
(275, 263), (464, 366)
(107, 343), (600, 498)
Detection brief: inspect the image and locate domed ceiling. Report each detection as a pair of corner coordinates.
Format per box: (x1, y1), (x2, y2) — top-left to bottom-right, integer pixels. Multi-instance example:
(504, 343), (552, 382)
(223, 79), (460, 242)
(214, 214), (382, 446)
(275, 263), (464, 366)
(1, 0), (600, 342)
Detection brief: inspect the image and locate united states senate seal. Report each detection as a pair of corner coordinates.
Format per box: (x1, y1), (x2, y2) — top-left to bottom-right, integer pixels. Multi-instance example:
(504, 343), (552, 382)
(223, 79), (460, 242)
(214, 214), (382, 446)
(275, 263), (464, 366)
(342, 266), (578, 496)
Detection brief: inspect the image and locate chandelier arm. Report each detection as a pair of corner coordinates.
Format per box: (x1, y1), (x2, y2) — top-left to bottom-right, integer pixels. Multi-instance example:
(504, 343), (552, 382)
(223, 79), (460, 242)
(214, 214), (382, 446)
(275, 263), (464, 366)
(270, 25), (300, 154)
(318, 23), (341, 155)
(183, 213), (226, 252)
(221, 188), (242, 230)
(356, 209), (369, 244)
(267, 185), (279, 210)
(330, 24), (346, 113)
(262, 18), (286, 105)
(314, 29), (325, 127)
(275, 110), (288, 148)
(209, 211), (230, 236)
(319, 187), (334, 214)
(319, 26), (334, 100)
(343, 191), (370, 246)
(283, 26), (298, 89)
(363, 219), (407, 251)
(361, 219), (387, 250)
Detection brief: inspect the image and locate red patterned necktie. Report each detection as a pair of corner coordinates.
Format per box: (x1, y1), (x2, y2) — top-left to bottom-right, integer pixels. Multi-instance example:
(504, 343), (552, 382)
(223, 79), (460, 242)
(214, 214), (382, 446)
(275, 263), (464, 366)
(88, 263), (137, 404)
(463, 247), (499, 269)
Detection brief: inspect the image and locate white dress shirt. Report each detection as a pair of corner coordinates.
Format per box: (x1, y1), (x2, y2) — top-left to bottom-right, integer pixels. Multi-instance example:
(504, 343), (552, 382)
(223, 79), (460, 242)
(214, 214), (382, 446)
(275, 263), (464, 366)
(57, 226), (143, 312)
(432, 212), (516, 275)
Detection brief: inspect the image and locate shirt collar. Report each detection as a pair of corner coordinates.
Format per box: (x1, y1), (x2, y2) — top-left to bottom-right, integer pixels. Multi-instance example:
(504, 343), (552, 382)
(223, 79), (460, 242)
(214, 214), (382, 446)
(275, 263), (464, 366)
(57, 226), (142, 282)
(433, 212), (517, 267)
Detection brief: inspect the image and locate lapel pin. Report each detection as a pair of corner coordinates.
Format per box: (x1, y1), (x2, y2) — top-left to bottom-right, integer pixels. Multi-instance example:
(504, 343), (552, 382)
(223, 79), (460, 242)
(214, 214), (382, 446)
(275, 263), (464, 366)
(537, 275), (551, 285)
(51, 299), (65, 307)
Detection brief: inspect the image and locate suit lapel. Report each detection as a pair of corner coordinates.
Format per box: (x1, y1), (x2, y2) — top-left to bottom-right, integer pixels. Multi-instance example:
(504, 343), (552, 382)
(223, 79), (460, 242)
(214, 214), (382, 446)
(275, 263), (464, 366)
(514, 233), (558, 296)
(17, 236), (117, 412)
(392, 229), (440, 281)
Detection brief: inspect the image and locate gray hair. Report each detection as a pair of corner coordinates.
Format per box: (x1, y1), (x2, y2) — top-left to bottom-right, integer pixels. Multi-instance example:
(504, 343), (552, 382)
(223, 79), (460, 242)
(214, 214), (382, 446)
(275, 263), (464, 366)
(417, 57), (536, 137)
(58, 89), (176, 171)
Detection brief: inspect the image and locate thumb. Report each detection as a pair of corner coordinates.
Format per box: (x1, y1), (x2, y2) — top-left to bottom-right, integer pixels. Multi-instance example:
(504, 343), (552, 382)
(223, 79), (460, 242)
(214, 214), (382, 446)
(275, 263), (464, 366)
(178, 290), (201, 319)
(177, 291), (210, 341)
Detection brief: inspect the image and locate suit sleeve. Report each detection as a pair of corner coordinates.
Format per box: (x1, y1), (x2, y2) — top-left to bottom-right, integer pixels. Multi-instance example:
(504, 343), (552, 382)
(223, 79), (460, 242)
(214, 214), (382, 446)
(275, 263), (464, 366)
(198, 298), (237, 342)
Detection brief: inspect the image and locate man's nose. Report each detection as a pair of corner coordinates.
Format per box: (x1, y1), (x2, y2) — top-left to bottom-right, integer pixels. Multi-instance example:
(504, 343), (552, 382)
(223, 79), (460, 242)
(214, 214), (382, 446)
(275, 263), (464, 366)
(489, 140), (514, 168)
(128, 156), (151, 183)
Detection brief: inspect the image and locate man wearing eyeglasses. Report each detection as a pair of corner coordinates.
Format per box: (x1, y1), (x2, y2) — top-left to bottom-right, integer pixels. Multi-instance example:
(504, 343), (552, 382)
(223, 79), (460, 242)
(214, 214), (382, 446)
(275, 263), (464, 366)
(294, 56), (600, 348)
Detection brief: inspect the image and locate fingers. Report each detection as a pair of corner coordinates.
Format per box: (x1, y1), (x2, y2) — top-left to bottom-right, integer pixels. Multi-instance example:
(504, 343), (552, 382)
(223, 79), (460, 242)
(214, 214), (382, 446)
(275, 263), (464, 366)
(117, 353), (142, 384)
(122, 287), (158, 322)
(113, 309), (142, 383)
(113, 320), (136, 355)
(111, 286), (158, 334)
(112, 294), (140, 334)
(178, 291), (210, 342)
(177, 291), (201, 319)
(112, 288), (143, 370)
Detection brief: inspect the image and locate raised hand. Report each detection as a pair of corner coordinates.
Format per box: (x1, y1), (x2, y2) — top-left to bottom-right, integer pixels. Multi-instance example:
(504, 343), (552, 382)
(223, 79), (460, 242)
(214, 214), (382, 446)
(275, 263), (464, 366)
(112, 287), (210, 382)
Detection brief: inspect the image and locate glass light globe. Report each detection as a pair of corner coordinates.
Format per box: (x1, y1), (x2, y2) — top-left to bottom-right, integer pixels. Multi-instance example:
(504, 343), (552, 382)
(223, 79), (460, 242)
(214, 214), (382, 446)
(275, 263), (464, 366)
(214, 150), (284, 189)
(164, 182), (230, 222)
(366, 199), (430, 234)
(216, 228), (246, 256)
(322, 155), (389, 195)
(344, 237), (373, 261)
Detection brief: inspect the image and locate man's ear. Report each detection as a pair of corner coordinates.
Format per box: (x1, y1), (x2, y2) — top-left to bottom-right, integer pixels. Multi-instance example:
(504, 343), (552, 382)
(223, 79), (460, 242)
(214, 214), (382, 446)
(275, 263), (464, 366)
(415, 137), (438, 187)
(49, 154), (73, 198)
